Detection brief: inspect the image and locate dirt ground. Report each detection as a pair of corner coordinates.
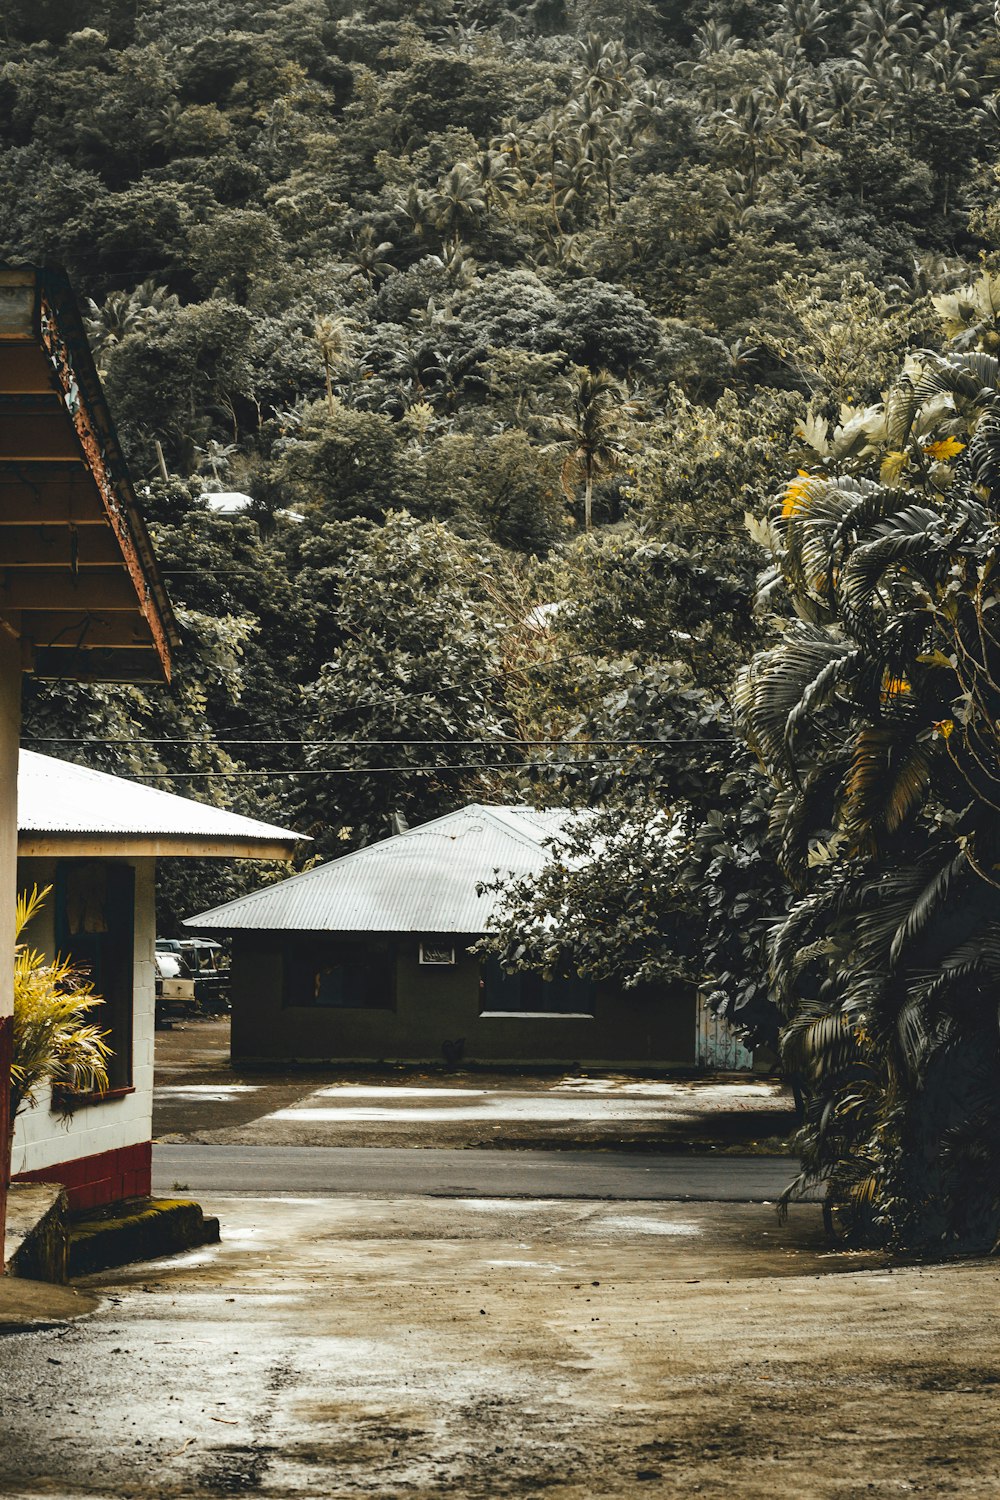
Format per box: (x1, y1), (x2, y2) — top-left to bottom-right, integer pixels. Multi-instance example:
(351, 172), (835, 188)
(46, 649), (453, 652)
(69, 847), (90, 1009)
(4, 1195), (999, 1498)
(1, 1024), (962, 1496)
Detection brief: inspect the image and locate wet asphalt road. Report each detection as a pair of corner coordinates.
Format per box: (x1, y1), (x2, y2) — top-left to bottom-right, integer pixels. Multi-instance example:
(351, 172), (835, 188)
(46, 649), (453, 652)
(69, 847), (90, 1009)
(153, 1143), (809, 1201)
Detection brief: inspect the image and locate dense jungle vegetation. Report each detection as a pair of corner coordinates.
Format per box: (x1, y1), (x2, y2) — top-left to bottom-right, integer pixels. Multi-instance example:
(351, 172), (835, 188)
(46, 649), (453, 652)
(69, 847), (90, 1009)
(6, 0), (1000, 1249)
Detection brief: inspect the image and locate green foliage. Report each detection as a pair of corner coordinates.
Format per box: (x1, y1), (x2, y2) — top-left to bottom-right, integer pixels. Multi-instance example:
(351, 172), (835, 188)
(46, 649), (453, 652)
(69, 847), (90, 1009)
(11, 887), (111, 1125)
(477, 802), (695, 989)
(736, 325), (1000, 1253)
(298, 511), (521, 852)
(272, 401), (405, 519)
(6, 0), (1000, 1193)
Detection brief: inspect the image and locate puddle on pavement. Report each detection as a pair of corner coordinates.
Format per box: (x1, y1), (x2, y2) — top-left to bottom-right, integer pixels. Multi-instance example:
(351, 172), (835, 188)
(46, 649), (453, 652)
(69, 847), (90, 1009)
(138, 1248), (220, 1270)
(455, 1198), (566, 1211)
(314, 1085), (487, 1098)
(598, 1214), (701, 1236)
(268, 1098), (674, 1123)
(554, 1078), (786, 1104)
(484, 1259), (565, 1271)
(243, 1196), (329, 1206)
(155, 1085), (262, 1100)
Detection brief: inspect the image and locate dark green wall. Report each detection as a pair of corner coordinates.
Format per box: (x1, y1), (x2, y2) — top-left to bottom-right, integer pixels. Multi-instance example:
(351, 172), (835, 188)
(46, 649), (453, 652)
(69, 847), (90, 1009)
(229, 932), (696, 1069)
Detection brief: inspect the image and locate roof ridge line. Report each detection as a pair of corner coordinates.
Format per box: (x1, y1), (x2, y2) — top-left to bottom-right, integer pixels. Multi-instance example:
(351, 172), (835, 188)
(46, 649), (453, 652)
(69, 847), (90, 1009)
(183, 803), (562, 928)
(181, 803), (494, 922)
(475, 805), (562, 854)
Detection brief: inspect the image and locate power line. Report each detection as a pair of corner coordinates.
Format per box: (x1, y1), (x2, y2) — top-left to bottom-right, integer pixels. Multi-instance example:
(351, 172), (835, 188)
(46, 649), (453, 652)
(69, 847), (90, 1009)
(89, 760), (688, 779)
(26, 641), (725, 730)
(24, 735), (734, 747)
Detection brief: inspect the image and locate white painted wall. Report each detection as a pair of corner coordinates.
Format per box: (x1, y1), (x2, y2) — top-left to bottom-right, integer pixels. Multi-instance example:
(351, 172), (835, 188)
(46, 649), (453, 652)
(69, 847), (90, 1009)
(10, 856), (156, 1177)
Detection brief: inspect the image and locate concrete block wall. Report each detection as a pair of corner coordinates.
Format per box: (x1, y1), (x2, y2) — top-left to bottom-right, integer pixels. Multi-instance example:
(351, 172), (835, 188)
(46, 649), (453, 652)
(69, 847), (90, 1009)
(11, 856), (156, 1203)
(231, 932), (697, 1069)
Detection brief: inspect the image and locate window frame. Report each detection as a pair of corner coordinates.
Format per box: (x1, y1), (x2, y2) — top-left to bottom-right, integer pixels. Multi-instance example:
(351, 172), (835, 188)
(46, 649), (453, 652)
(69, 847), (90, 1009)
(479, 959), (596, 1019)
(281, 936), (397, 1011)
(50, 857), (135, 1104)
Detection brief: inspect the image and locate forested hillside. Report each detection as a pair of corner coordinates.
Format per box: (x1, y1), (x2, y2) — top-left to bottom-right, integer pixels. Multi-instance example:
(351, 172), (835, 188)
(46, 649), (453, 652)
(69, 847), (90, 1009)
(7, 0), (1000, 1245)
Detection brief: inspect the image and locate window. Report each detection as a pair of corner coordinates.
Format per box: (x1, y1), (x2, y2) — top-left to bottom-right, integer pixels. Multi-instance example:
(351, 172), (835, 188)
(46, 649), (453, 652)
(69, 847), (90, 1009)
(481, 960), (595, 1017)
(54, 860), (135, 1093)
(283, 939), (395, 1010)
(419, 941), (455, 966)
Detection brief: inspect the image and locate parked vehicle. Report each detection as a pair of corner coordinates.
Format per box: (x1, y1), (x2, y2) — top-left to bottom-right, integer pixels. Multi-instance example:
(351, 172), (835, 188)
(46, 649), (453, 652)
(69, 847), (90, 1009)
(154, 949), (197, 1026)
(155, 938), (230, 1014)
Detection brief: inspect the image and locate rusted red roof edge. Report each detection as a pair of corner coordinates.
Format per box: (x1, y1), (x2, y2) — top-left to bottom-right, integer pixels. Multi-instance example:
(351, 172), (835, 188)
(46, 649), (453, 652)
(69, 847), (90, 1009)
(14, 261), (180, 681)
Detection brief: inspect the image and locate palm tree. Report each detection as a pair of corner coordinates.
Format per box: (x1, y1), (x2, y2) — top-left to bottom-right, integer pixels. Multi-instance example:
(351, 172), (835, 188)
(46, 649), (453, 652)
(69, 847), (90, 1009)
(194, 437), (238, 486)
(815, 67), (876, 133)
(734, 350), (1000, 1251)
(84, 281), (179, 370)
(565, 93), (628, 223)
(683, 21), (744, 111)
(314, 315), (358, 413)
(429, 165), (486, 242)
(577, 33), (645, 111)
(472, 149), (519, 224)
(397, 184), (430, 244)
(546, 368), (635, 531)
(847, 0), (920, 58)
(347, 226), (395, 287)
(774, 0), (836, 59)
(714, 89), (796, 195)
(530, 108), (570, 235)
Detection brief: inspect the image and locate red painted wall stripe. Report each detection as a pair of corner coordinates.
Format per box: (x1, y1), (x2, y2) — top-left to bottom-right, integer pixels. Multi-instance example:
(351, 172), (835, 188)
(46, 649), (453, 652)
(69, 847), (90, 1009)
(13, 1140), (152, 1213)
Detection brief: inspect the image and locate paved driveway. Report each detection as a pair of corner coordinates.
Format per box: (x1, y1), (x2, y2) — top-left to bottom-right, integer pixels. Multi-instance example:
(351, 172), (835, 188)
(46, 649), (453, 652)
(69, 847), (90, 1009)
(6, 1194), (997, 1499)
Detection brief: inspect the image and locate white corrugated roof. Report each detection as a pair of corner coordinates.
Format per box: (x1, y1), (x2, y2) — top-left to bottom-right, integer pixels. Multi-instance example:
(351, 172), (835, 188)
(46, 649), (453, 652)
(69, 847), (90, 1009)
(18, 750), (304, 854)
(184, 803), (575, 935)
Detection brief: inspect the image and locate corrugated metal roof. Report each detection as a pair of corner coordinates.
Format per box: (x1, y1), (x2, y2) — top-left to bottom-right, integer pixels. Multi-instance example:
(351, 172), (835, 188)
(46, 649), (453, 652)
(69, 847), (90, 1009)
(184, 804), (573, 935)
(18, 750), (304, 851)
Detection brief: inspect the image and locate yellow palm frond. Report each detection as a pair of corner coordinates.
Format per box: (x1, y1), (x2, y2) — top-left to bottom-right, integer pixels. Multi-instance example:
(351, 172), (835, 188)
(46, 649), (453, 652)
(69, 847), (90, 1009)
(11, 886), (111, 1122)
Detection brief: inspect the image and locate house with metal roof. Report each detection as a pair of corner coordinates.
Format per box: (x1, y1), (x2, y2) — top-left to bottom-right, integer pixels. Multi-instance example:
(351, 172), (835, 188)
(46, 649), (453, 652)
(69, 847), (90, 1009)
(185, 804), (697, 1071)
(0, 262), (178, 1250)
(12, 751), (304, 1210)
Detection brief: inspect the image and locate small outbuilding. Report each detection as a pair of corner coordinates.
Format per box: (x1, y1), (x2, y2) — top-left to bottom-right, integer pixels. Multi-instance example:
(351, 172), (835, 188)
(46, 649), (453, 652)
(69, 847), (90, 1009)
(185, 805), (698, 1070)
(12, 750), (303, 1209)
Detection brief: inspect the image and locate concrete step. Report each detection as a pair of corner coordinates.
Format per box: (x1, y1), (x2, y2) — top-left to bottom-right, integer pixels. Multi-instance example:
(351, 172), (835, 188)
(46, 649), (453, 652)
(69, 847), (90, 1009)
(70, 1196), (220, 1277)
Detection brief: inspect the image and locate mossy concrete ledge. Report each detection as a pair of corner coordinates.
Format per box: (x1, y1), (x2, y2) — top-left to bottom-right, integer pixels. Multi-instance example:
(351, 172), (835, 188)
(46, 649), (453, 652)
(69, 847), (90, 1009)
(5, 1183), (69, 1283)
(70, 1197), (221, 1277)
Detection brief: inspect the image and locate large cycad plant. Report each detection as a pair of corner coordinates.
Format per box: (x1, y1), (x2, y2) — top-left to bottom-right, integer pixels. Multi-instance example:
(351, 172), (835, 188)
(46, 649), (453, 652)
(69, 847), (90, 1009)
(736, 351), (1000, 1251)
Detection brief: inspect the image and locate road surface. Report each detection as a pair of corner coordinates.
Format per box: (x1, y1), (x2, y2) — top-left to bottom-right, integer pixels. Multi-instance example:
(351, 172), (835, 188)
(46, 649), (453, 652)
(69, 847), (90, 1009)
(153, 1143), (810, 1200)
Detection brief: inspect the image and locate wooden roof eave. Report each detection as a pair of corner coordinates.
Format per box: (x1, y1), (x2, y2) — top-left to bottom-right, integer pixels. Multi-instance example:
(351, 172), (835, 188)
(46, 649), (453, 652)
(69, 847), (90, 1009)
(0, 264), (178, 685)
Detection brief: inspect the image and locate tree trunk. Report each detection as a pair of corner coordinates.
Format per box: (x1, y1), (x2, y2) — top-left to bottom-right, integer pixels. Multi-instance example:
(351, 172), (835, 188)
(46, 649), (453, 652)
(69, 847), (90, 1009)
(584, 473), (593, 532)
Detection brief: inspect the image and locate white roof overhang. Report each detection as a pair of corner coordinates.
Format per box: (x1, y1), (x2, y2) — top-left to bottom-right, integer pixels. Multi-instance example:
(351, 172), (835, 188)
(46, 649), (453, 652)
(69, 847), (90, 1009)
(17, 749), (305, 861)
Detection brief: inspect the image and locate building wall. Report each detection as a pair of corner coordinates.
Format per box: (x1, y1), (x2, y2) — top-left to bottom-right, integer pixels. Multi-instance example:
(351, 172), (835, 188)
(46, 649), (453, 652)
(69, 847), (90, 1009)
(0, 630), (22, 1248)
(11, 855), (156, 1209)
(230, 933), (696, 1069)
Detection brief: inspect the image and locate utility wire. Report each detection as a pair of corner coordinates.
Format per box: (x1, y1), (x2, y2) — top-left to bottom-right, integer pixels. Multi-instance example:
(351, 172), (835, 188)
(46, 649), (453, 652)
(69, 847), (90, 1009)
(24, 735), (735, 747)
(25, 639), (725, 731)
(94, 759), (686, 779)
